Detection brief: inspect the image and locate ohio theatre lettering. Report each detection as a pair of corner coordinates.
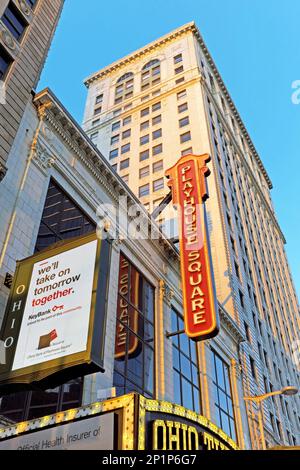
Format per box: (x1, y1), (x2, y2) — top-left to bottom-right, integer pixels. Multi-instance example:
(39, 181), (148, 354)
(152, 419), (231, 450)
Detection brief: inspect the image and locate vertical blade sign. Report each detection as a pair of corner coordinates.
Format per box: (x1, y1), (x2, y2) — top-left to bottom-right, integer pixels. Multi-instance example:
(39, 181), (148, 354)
(165, 154), (219, 341)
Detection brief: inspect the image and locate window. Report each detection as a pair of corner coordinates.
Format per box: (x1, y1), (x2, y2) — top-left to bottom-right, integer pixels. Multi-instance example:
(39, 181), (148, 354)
(121, 143), (130, 154)
(174, 54), (183, 64)
(175, 77), (185, 85)
(152, 102), (161, 112)
(152, 128), (162, 140)
(111, 164), (117, 172)
(122, 174), (129, 184)
(178, 102), (188, 113)
(234, 261), (240, 280)
(239, 290), (245, 308)
(139, 166), (150, 179)
(109, 149), (118, 160)
(175, 65), (184, 75)
(141, 59), (161, 90)
(123, 116), (132, 126)
(113, 108), (121, 116)
(244, 322), (251, 342)
(212, 351), (236, 440)
(153, 178), (164, 192)
(113, 255), (155, 398)
(250, 357), (257, 381)
(171, 308), (201, 412)
(140, 135), (149, 146)
(140, 121), (149, 131)
(124, 103), (132, 111)
(94, 107), (101, 115)
(122, 129), (131, 139)
(139, 183), (150, 197)
(25, 0), (37, 8)
(181, 147), (193, 156)
(0, 45), (12, 79)
(152, 115), (161, 126)
(111, 135), (119, 145)
(92, 119), (100, 127)
(153, 160), (163, 173)
(120, 158), (129, 170)
(141, 107), (149, 117)
(90, 132), (98, 142)
(180, 131), (191, 143)
(140, 149), (149, 161)
(153, 144), (162, 156)
(112, 121), (121, 131)
(179, 116), (189, 128)
(115, 72), (134, 104)
(95, 94), (103, 104)
(2, 2), (27, 41)
(177, 89), (187, 100)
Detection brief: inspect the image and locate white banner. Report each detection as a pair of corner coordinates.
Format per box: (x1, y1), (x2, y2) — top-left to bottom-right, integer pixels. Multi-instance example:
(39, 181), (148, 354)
(0, 413), (114, 450)
(12, 240), (98, 371)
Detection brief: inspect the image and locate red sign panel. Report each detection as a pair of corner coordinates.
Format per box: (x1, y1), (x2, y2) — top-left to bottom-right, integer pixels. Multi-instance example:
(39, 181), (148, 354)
(166, 154), (219, 341)
(115, 255), (140, 359)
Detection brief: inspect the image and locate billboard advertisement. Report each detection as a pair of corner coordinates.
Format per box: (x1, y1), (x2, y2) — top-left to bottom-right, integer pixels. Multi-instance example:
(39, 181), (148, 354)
(0, 233), (111, 392)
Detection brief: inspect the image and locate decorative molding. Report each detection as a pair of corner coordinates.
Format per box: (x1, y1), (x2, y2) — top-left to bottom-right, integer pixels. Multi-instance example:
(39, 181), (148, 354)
(219, 305), (245, 345)
(0, 27), (16, 51)
(17, 0), (31, 16)
(84, 22), (195, 86)
(32, 141), (56, 174)
(162, 283), (174, 307)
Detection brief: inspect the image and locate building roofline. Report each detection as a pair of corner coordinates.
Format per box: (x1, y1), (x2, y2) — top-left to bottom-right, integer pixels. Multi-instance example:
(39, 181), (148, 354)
(83, 21), (196, 86)
(83, 21), (272, 190)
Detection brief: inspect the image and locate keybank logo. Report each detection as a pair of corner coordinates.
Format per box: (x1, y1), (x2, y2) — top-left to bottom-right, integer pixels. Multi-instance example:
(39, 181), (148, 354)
(291, 81), (300, 104)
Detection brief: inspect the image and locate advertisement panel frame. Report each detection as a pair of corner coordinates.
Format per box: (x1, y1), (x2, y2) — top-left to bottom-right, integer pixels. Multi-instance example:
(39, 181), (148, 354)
(0, 232), (111, 393)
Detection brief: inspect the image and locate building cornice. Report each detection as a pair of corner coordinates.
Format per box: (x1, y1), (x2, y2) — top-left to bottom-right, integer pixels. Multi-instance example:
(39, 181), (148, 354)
(84, 22), (195, 86)
(84, 21), (272, 190)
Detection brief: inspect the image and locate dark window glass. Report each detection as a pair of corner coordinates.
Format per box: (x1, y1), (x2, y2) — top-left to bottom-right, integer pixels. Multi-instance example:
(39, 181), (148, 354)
(121, 143), (130, 154)
(112, 121), (121, 131)
(179, 116), (189, 128)
(140, 150), (149, 161)
(120, 158), (129, 170)
(114, 255), (155, 397)
(0, 44), (12, 79)
(0, 181), (94, 423)
(2, 2), (27, 41)
(171, 308), (201, 413)
(25, 0), (37, 7)
(212, 350), (236, 440)
(152, 129), (162, 140)
(139, 183), (150, 197)
(110, 149), (119, 160)
(152, 144), (162, 156)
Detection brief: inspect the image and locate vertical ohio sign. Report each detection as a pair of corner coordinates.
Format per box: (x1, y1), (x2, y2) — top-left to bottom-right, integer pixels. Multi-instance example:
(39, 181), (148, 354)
(165, 154), (219, 341)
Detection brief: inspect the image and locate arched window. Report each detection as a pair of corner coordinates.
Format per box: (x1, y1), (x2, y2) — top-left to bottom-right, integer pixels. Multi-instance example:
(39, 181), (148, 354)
(115, 72), (134, 104)
(141, 59), (161, 91)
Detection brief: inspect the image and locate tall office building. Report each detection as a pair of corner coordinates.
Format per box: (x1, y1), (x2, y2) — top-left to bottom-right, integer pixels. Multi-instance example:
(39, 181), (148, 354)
(83, 22), (300, 448)
(0, 0), (64, 181)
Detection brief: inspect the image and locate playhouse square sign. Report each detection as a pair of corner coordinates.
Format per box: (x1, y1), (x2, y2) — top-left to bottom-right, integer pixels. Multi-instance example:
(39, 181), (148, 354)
(166, 154), (219, 341)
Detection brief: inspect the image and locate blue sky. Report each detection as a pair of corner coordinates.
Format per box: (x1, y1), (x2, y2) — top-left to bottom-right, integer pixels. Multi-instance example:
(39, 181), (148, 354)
(38, 0), (300, 297)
